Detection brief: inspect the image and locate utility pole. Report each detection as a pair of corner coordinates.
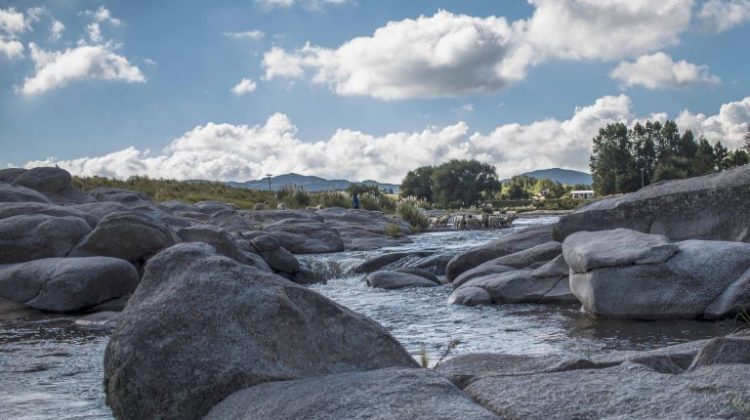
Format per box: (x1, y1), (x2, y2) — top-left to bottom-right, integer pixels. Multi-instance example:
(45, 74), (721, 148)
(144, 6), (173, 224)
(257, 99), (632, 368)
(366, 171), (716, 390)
(266, 174), (273, 192)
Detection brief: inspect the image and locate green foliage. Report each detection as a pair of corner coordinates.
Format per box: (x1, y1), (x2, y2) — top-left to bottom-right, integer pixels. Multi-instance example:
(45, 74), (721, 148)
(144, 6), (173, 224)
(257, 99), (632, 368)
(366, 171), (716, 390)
(347, 182), (382, 196)
(430, 160), (500, 207)
(72, 175), (276, 209)
(384, 223), (403, 237)
(590, 120), (749, 196)
(317, 190), (350, 208)
(400, 166), (434, 201)
(397, 199), (428, 231)
(276, 184), (311, 208)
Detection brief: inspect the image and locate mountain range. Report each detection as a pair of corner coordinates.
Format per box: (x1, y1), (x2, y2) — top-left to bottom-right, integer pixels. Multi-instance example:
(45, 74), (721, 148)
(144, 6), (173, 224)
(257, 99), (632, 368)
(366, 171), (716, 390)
(228, 168), (591, 193)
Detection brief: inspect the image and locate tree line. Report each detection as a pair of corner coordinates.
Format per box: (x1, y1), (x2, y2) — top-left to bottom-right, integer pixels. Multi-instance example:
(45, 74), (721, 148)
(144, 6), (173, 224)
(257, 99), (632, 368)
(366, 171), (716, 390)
(591, 121), (750, 195)
(400, 160), (500, 207)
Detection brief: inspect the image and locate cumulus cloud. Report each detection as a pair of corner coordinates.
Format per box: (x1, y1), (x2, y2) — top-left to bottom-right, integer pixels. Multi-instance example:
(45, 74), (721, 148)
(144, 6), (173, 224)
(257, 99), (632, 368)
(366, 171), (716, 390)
(24, 95), (637, 183)
(50, 19), (65, 41)
(223, 29), (265, 40)
(231, 78), (258, 95)
(0, 7), (29, 59)
(19, 43), (146, 95)
(82, 6), (122, 26)
(611, 52), (721, 89)
(698, 0), (750, 32)
(676, 97), (750, 148)
(262, 1), (699, 99)
(0, 38), (23, 58)
(256, 0), (350, 10)
(262, 11), (528, 100)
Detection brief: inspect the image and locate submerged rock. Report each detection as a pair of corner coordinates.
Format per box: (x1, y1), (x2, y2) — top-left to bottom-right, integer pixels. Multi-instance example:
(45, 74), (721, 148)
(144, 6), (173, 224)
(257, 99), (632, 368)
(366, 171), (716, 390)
(0, 257), (138, 312)
(104, 243), (416, 420)
(365, 270), (440, 289)
(565, 229), (750, 319)
(205, 368), (499, 420)
(555, 164), (750, 242)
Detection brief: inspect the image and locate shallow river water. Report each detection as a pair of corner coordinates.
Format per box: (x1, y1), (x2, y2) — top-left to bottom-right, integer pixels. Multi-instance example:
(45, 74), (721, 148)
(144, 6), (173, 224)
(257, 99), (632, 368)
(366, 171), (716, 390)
(0, 217), (740, 419)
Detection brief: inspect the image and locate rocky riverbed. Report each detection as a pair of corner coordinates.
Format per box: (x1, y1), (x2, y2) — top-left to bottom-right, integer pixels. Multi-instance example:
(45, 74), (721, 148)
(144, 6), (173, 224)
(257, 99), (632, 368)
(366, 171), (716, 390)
(2, 166), (750, 419)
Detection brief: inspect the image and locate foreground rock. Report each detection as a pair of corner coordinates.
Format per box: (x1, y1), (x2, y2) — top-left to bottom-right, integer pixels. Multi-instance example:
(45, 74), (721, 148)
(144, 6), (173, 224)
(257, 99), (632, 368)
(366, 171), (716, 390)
(365, 270), (441, 289)
(205, 367), (498, 420)
(555, 164), (750, 242)
(564, 229), (750, 319)
(0, 257), (137, 312)
(445, 225), (553, 282)
(104, 243), (416, 419)
(0, 215), (92, 263)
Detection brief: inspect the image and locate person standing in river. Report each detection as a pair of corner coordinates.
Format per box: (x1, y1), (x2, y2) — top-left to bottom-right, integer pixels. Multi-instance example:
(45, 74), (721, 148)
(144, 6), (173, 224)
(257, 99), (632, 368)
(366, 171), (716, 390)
(352, 193), (360, 209)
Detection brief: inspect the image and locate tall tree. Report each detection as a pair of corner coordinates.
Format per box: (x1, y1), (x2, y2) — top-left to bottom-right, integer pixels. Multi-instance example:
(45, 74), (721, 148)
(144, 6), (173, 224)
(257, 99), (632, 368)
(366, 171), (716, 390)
(590, 123), (639, 195)
(400, 166), (434, 201)
(693, 137), (715, 175)
(714, 141), (730, 171)
(430, 160), (500, 206)
(631, 122), (656, 186)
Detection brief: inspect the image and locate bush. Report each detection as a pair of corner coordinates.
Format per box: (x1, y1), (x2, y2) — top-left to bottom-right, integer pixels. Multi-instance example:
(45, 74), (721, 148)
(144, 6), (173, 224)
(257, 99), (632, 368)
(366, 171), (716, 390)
(316, 190), (350, 208)
(397, 199), (428, 232)
(384, 223), (403, 237)
(276, 185), (311, 208)
(358, 192), (397, 213)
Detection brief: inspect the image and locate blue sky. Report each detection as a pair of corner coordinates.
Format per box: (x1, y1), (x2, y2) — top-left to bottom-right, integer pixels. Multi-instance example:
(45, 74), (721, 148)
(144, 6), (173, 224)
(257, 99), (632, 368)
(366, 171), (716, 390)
(2, 0), (750, 183)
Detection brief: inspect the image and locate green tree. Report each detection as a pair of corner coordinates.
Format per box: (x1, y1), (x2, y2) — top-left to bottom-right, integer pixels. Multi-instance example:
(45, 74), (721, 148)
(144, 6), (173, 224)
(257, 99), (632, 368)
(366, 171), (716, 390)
(744, 126), (750, 153)
(631, 122), (657, 186)
(728, 149), (750, 168)
(692, 137), (715, 175)
(590, 123), (639, 195)
(430, 160), (500, 207)
(713, 141), (730, 171)
(400, 166), (434, 201)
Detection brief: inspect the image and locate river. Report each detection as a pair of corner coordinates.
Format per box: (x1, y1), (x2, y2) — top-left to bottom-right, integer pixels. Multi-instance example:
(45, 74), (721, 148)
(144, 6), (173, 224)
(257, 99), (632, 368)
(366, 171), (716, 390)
(0, 217), (739, 419)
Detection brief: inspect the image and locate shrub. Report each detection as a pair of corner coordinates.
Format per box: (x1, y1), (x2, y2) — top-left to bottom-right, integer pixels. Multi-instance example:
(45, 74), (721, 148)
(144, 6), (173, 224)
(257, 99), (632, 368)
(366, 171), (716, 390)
(384, 223), (403, 237)
(316, 190), (350, 208)
(359, 192), (382, 211)
(276, 185), (311, 208)
(398, 199), (428, 232)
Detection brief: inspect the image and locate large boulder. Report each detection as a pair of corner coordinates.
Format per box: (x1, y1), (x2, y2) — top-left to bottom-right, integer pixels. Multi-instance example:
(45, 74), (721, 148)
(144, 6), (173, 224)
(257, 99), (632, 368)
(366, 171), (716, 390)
(0, 215), (92, 263)
(0, 202), (98, 228)
(205, 368), (498, 420)
(365, 270), (440, 290)
(0, 168), (27, 183)
(104, 243), (416, 419)
(0, 257), (138, 312)
(263, 218), (344, 254)
(0, 183), (51, 203)
(251, 234), (300, 274)
(452, 241), (561, 288)
(70, 211), (176, 262)
(565, 229), (750, 319)
(176, 224), (270, 271)
(454, 269), (565, 305)
(315, 207), (412, 251)
(446, 225), (553, 282)
(88, 187), (153, 207)
(13, 166), (71, 193)
(73, 202), (131, 220)
(555, 164), (750, 242)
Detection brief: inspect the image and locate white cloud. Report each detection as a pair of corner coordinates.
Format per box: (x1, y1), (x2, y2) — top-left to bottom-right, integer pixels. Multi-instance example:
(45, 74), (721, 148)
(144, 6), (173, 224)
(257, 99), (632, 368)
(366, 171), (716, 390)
(262, 11), (528, 100)
(24, 95), (637, 183)
(223, 29), (265, 40)
(698, 0), (750, 32)
(50, 19), (65, 41)
(0, 38), (23, 59)
(459, 103), (475, 112)
(83, 6), (122, 26)
(87, 22), (102, 43)
(524, 0), (693, 60)
(676, 97), (750, 148)
(611, 52), (721, 89)
(0, 8), (28, 35)
(19, 43), (146, 95)
(231, 78), (258, 95)
(262, 1), (698, 99)
(256, 0), (350, 10)
(143, 58), (157, 66)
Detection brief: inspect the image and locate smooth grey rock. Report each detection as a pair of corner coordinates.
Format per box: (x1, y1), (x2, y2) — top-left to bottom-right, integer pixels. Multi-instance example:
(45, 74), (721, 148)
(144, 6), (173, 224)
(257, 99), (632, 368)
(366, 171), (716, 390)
(13, 167), (71, 193)
(194, 200), (239, 214)
(104, 243), (416, 420)
(435, 353), (599, 389)
(263, 218), (344, 254)
(689, 337), (750, 370)
(555, 164), (750, 242)
(465, 363), (750, 420)
(537, 277), (578, 304)
(351, 251), (432, 274)
(315, 207), (413, 251)
(531, 254), (569, 278)
(462, 270), (560, 304)
(177, 224), (270, 270)
(563, 229), (679, 274)
(365, 271), (440, 289)
(209, 210), (255, 233)
(250, 234), (280, 253)
(0, 202), (98, 228)
(0, 257), (138, 312)
(447, 286), (492, 306)
(452, 241), (560, 288)
(88, 187), (152, 207)
(290, 267), (326, 285)
(0, 168), (26, 183)
(242, 209), (324, 226)
(446, 225), (553, 282)
(568, 231), (750, 319)
(394, 268), (440, 284)
(260, 247), (300, 274)
(159, 200), (197, 213)
(205, 368), (499, 420)
(72, 202), (131, 220)
(0, 183), (51, 203)
(43, 186), (96, 205)
(0, 215), (92, 263)
(70, 211), (175, 261)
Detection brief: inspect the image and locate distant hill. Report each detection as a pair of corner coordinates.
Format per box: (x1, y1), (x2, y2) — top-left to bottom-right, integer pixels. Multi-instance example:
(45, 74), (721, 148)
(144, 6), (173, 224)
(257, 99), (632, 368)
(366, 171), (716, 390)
(228, 173), (400, 193)
(508, 168), (592, 186)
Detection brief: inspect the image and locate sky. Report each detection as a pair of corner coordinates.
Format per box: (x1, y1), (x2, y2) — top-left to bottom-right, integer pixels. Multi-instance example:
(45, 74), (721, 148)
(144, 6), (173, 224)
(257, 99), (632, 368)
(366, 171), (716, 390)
(1, 0), (750, 183)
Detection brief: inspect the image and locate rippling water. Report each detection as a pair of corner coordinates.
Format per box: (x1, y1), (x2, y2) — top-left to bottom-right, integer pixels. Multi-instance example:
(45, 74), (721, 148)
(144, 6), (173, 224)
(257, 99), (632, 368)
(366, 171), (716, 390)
(0, 217), (739, 419)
